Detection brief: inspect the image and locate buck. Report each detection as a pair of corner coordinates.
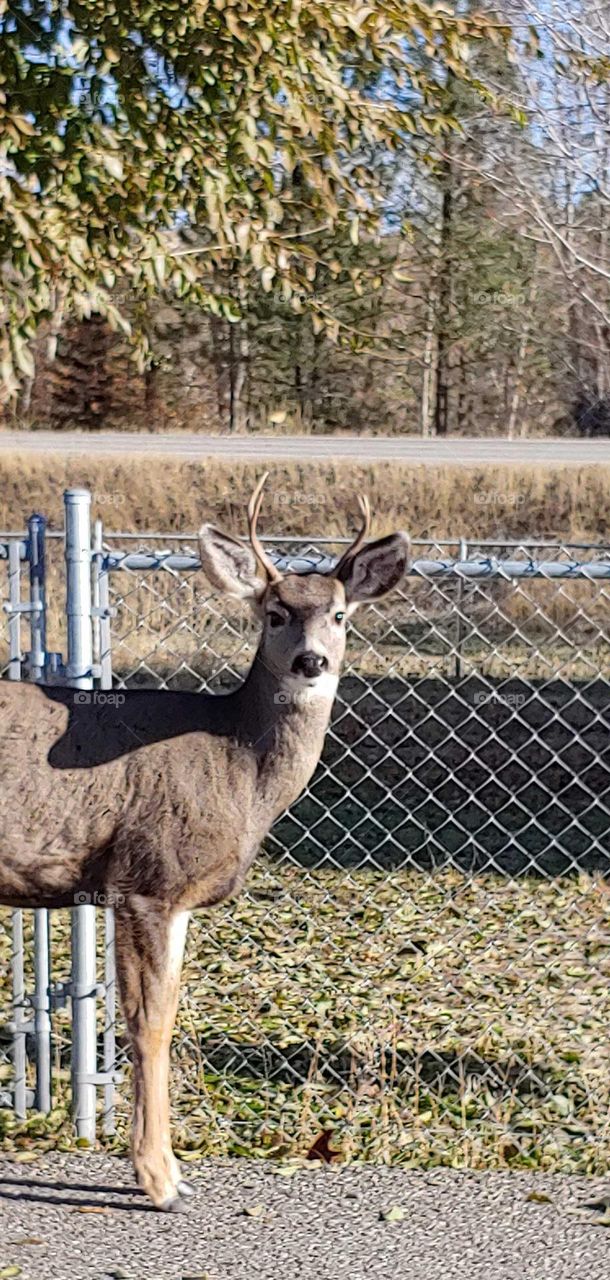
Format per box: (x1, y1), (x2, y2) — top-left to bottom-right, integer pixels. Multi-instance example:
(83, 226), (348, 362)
(0, 477), (409, 1211)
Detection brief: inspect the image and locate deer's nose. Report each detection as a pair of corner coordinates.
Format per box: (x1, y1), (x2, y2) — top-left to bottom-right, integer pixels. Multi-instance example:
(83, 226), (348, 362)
(292, 651), (328, 679)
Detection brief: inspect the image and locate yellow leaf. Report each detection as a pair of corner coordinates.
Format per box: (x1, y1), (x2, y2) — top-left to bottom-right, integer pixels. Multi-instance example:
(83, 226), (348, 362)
(102, 153), (124, 181)
(11, 116), (35, 136)
(243, 1204), (266, 1219)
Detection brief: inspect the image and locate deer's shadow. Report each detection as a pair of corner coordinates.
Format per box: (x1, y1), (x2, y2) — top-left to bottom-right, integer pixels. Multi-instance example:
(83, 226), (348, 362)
(43, 685), (215, 768)
(0, 1170), (156, 1213)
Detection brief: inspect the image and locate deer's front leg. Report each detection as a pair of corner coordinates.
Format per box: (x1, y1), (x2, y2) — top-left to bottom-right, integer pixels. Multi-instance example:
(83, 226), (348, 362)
(115, 900), (190, 1211)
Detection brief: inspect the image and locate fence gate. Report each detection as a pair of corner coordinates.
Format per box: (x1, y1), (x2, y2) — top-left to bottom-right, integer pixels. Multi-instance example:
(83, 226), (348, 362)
(0, 491), (117, 1136)
(0, 512), (51, 1118)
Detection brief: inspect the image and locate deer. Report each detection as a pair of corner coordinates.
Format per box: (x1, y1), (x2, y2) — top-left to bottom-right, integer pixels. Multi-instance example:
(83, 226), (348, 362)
(0, 476), (409, 1212)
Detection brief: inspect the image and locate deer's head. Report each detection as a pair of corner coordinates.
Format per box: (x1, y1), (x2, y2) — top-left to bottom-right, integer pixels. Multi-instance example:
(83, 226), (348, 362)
(198, 476), (409, 696)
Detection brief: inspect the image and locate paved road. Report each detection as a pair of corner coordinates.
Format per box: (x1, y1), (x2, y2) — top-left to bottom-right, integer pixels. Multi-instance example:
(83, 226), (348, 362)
(1, 1153), (610, 1280)
(1, 431), (610, 464)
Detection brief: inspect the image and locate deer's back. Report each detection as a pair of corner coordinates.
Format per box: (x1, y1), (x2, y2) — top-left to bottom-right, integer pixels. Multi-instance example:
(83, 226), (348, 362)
(0, 682), (261, 909)
(0, 681), (128, 904)
(0, 681), (321, 911)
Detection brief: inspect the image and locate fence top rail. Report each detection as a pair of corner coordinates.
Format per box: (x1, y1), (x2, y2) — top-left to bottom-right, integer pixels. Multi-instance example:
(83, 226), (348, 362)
(3, 518), (610, 556)
(0, 530), (63, 542)
(99, 548), (610, 581)
(101, 532), (610, 553)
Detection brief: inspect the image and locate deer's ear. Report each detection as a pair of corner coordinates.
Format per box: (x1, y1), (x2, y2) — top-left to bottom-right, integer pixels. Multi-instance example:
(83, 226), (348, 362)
(198, 525), (265, 602)
(339, 532), (409, 613)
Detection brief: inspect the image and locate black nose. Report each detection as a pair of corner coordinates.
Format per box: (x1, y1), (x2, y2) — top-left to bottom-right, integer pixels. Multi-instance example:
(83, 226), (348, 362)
(292, 651), (328, 679)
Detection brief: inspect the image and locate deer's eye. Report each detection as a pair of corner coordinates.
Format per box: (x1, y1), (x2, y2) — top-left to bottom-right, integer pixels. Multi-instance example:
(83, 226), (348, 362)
(268, 612), (286, 629)
(334, 611), (345, 623)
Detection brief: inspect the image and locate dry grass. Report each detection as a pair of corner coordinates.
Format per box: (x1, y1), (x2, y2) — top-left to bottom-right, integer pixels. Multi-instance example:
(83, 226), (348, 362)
(5, 452), (609, 682)
(1, 454), (610, 541)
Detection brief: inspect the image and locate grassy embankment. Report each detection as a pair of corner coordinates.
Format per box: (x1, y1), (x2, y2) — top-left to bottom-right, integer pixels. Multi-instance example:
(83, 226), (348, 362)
(1, 455), (610, 540)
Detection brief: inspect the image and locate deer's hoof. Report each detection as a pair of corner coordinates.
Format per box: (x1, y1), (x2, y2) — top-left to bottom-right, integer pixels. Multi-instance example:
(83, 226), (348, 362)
(177, 1179), (195, 1198)
(158, 1194), (190, 1214)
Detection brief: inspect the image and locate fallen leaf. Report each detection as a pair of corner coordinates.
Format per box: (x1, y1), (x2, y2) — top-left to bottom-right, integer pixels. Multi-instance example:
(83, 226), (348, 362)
(306, 1130), (340, 1163)
(243, 1204), (267, 1219)
(526, 1191), (553, 1204)
(12, 1152), (40, 1164)
(380, 1205), (405, 1223)
(8, 1240), (44, 1248)
(566, 1206), (610, 1227)
(0, 1268), (22, 1278)
(72, 1206), (112, 1215)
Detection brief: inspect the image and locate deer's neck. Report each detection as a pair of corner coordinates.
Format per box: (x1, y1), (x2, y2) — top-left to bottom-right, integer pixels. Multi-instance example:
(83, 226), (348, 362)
(225, 651), (337, 815)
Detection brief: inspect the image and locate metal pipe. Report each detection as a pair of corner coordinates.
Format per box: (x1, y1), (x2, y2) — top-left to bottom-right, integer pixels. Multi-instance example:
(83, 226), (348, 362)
(94, 518), (113, 690)
(11, 911), (27, 1120)
(27, 512), (46, 680)
(64, 489), (94, 688)
(93, 515), (118, 1135)
(33, 910), (52, 1113)
(7, 540), (22, 680)
(100, 549), (610, 581)
(454, 537), (468, 680)
(103, 907), (116, 1136)
(64, 489), (98, 1144)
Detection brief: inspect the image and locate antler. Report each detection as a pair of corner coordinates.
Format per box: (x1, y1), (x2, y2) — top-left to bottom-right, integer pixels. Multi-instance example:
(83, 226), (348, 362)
(332, 495), (371, 579)
(248, 472), (283, 584)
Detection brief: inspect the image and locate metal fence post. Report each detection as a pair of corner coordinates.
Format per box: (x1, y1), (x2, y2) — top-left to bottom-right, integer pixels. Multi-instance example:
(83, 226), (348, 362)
(102, 906), (116, 1135)
(64, 489), (98, 1144)
(26, 512), (53, 1113)
(454, 537), (468, 680)
(6, 539), (28, 1116)
(27, 512), (46, 681)
(7, 539), (22, 681)
(32, 913), (51, 1113)
(11, 911), (27, 1120)
(93, 517), (117, 1135)
(93, 518), (113, 692)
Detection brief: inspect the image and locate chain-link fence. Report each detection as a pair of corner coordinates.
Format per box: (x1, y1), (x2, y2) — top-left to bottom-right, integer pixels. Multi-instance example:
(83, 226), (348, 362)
(96, 529), (610, 1169)
(0, 520), (56, 1120)
(1, 501), (610, 1171)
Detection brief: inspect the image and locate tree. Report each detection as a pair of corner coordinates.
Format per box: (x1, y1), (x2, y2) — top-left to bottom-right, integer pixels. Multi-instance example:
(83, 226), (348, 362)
(0, 0), (503, 399)
(455, 0), (610, 433)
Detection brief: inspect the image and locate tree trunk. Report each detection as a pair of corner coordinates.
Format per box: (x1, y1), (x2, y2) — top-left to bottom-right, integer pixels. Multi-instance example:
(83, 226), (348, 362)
(433, 158), (454, 437)
(507, 278), (537, 439)
(421, 285), (439, 438)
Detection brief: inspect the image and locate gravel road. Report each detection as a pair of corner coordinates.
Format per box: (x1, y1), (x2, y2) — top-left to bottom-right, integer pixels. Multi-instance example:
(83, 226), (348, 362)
(2, 431), (610, 464)
(1, 1153), (610, 1280)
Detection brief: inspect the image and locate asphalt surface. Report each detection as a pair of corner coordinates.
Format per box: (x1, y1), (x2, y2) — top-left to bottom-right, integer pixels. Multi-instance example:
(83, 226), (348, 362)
(1, 431), (610, 464)
(1, 1154), (610, 1279)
